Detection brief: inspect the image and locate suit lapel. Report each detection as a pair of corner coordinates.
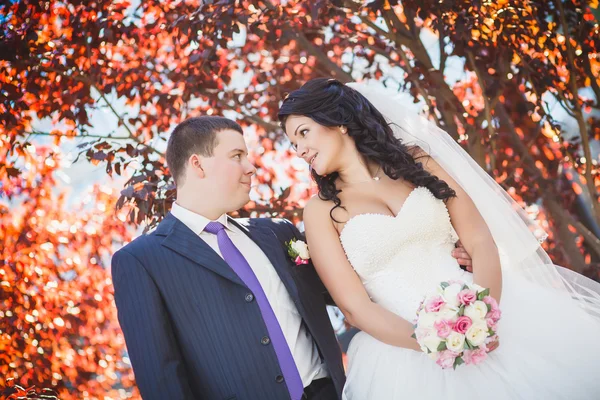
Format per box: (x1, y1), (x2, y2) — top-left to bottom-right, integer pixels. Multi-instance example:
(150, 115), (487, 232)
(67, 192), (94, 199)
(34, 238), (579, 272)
(157, 214), (303, 304)
(230, 218), (302, 308)
(158, 213), (246, 288)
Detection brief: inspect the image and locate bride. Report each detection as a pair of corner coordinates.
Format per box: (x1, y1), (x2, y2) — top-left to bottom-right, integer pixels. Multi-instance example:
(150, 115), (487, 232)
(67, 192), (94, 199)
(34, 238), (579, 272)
(278, 78), (600, 399)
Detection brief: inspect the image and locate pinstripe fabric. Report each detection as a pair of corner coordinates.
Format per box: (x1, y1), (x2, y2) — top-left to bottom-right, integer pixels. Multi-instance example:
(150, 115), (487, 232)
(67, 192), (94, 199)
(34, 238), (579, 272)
(111, 213), (345, 400)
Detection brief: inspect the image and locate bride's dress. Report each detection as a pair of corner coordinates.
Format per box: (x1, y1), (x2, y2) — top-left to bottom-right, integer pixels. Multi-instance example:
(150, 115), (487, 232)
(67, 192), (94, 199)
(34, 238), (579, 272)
(340, 186), (600, 400)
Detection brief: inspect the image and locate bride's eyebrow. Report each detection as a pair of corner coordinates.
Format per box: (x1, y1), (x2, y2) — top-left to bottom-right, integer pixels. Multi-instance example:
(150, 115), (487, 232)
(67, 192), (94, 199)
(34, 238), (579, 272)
(293, 124), (306, 136)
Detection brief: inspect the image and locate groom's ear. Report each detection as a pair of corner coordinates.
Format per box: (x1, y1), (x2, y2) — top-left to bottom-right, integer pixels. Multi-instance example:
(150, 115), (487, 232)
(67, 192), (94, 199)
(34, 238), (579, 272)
(188, 153), (206, 179)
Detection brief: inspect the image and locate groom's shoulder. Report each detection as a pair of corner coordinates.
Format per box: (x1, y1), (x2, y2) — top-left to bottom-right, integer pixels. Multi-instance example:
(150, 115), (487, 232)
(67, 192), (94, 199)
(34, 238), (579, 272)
(114, 230), (161, 259)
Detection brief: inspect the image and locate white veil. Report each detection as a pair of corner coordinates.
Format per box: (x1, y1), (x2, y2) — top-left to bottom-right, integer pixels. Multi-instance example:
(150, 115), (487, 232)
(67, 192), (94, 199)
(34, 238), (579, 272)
(347, 82), (600, 319)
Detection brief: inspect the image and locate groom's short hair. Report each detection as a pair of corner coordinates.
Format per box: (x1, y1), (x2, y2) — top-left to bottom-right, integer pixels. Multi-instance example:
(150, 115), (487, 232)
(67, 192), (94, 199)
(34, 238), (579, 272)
(166, 116), (243, 185)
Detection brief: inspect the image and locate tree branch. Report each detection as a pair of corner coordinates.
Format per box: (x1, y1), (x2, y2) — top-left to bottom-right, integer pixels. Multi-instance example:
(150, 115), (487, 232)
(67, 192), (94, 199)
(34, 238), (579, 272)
(26, 130), (131, 140)
(496, 102), (598, 273)
(467, 52), (495, 140)
(553, 91), (577, 118)
(582, 56), (600, 106)
(395, 47), (440, 125)
(291, 31), (353, 83)
(554, 0), (600, 224)
(571, 217), (600, 260)
(438, 31), (448, 73)
(467, 51), (498, 171)
(33, 64), (164, 157)
(92, 86), (163, 157)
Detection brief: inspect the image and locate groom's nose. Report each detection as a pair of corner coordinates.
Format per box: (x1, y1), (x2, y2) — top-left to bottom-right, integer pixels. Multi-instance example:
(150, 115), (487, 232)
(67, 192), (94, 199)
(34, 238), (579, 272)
(243, 159), (256, 175)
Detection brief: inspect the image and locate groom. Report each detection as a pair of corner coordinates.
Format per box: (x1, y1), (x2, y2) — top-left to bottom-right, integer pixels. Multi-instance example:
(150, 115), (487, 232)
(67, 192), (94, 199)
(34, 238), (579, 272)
(112, 116), (344, 400)
(112, 116), (473, 399)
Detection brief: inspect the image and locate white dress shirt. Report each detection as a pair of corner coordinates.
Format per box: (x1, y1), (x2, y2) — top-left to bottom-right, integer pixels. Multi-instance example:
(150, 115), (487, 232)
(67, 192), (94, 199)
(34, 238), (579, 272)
(170, 203), (328, 387)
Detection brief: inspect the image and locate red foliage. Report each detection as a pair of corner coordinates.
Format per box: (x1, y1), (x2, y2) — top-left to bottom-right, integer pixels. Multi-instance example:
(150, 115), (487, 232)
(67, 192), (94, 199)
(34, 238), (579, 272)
(1, 0), (599, 396)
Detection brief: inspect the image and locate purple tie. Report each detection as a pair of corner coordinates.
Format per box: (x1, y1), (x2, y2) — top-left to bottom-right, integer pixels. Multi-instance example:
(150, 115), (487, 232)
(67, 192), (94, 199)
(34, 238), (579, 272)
(204, 221), (304, 400)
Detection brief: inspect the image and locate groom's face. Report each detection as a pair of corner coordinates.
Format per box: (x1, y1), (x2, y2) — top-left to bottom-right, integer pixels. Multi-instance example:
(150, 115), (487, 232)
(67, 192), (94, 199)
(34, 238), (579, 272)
(200, 129), (255, 210)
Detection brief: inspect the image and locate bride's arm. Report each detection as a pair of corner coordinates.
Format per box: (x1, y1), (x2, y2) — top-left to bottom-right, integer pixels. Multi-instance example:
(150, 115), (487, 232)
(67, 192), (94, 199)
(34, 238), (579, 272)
(418, 153), (503, 303)
(303, 197), (421, 351)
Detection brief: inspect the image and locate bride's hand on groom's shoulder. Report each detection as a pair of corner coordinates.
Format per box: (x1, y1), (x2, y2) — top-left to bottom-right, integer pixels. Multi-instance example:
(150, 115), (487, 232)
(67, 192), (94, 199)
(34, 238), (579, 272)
(452, 240), (473, 272)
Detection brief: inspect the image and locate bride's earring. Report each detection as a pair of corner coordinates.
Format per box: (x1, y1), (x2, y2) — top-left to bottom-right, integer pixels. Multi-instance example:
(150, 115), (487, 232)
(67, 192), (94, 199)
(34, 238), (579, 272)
(340, 126), (347, 134)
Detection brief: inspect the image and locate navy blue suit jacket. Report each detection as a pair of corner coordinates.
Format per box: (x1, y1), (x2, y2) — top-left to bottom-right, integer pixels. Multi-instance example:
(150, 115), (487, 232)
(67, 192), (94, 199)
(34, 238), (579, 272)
(111, 214), (345, 400)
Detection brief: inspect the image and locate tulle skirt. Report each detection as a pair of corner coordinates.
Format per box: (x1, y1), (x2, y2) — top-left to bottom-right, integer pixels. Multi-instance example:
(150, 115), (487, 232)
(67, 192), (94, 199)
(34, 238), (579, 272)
(342, 272), (600, 400)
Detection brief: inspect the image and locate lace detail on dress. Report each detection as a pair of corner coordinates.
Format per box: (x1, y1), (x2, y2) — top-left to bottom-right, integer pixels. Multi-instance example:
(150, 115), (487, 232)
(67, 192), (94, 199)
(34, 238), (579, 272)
(339, 186), (467, 319)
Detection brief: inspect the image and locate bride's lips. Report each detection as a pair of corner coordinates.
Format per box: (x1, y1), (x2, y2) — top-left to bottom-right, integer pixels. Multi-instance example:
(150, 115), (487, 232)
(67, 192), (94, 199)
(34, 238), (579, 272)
(308, 153), (318, 166)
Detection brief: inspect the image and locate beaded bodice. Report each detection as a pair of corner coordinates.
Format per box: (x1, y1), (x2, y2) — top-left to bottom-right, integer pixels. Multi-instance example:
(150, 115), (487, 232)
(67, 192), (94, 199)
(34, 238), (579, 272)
(339, 187), (472, 321)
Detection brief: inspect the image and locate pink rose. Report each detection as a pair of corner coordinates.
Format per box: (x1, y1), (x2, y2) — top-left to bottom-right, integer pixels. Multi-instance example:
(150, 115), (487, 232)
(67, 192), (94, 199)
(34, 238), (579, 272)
(457, 289), (477, 306)
(294, 256), (309, 265)
(486, 318), (498, 330)
(435, 350), (459, 369)
(462, 348), (488, 365)
(453, 316), (472, 334)
(433, 319), (453, 338)
(487, 309), (502, 324)
(483, 296), (499, 312)
(425, 295), (446, 313)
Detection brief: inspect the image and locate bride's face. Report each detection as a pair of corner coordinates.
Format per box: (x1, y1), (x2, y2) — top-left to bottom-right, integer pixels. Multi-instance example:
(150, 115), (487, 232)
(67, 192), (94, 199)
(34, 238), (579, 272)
(284, 115), (345, 176)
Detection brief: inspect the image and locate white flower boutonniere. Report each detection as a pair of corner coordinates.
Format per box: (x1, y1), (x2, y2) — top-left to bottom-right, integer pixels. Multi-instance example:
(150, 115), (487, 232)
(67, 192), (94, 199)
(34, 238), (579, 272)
(286, 238), (310, 265)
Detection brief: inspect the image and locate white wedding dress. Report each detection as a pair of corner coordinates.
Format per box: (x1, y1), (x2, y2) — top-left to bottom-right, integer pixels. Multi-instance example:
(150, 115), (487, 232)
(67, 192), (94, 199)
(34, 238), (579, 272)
(340, 186), (600, 400)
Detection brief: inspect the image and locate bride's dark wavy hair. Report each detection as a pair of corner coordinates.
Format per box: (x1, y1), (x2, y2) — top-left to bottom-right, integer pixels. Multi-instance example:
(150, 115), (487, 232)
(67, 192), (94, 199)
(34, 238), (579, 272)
(278, 78), (456, 221)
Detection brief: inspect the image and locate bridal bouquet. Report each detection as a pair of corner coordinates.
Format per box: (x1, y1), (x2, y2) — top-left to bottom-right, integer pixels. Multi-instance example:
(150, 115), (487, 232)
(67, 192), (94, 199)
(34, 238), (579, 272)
(412, 281), (501, 369)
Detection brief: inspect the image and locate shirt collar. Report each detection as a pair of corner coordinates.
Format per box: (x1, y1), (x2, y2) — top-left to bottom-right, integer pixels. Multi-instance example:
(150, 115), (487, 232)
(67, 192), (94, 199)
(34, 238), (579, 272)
(170, 202), (231, 235)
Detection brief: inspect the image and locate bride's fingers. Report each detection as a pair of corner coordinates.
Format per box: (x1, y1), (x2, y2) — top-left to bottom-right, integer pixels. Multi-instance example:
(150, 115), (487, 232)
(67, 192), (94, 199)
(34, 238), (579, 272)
(462, 264), (473, 273)
(458, 258), (472, 266)
(452, 248), (471, 260)
(451, 248), (461, 257)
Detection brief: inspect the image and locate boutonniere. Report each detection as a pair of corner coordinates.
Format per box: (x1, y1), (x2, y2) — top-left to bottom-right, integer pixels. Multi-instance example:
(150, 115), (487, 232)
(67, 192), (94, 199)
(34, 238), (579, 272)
(286, 238), (310, 266)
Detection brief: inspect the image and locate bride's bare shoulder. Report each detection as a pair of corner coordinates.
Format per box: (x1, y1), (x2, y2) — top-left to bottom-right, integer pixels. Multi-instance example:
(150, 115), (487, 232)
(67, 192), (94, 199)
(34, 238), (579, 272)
(407, 145), (443, 174)
(304, 195), (349, 235)
(304, 195), (334, 219)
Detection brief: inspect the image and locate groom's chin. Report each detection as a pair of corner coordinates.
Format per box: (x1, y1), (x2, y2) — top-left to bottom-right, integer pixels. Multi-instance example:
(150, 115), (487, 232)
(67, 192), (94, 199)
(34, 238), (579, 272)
(233, 192), (251, 210)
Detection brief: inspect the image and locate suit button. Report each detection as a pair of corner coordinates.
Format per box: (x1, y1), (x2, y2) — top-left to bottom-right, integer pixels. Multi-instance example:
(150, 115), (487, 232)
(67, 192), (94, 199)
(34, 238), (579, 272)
(261, 336), (271, 345)
(275, 375), (284, 383)
(245, 293), (254, 302)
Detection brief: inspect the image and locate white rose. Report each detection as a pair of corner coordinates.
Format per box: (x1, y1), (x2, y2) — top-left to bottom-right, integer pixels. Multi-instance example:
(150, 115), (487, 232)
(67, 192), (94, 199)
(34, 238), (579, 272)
(443, 283), (463, 307)
(438, 304), (459, 321)
(291, 240), (310, 259)
(464, 300), (488, 321)
(417, 311), (437, 329)
(436, 284), (446, 295)
(445, 331), (466, 352)
(421, 333), (442, 353)
(414, 326), (431, 342)
(465, 322), (489, 347)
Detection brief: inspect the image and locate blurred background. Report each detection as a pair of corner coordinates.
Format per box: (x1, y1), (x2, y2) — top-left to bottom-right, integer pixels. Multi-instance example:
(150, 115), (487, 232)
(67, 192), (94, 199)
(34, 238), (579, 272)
(1, 0), (600, 398)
